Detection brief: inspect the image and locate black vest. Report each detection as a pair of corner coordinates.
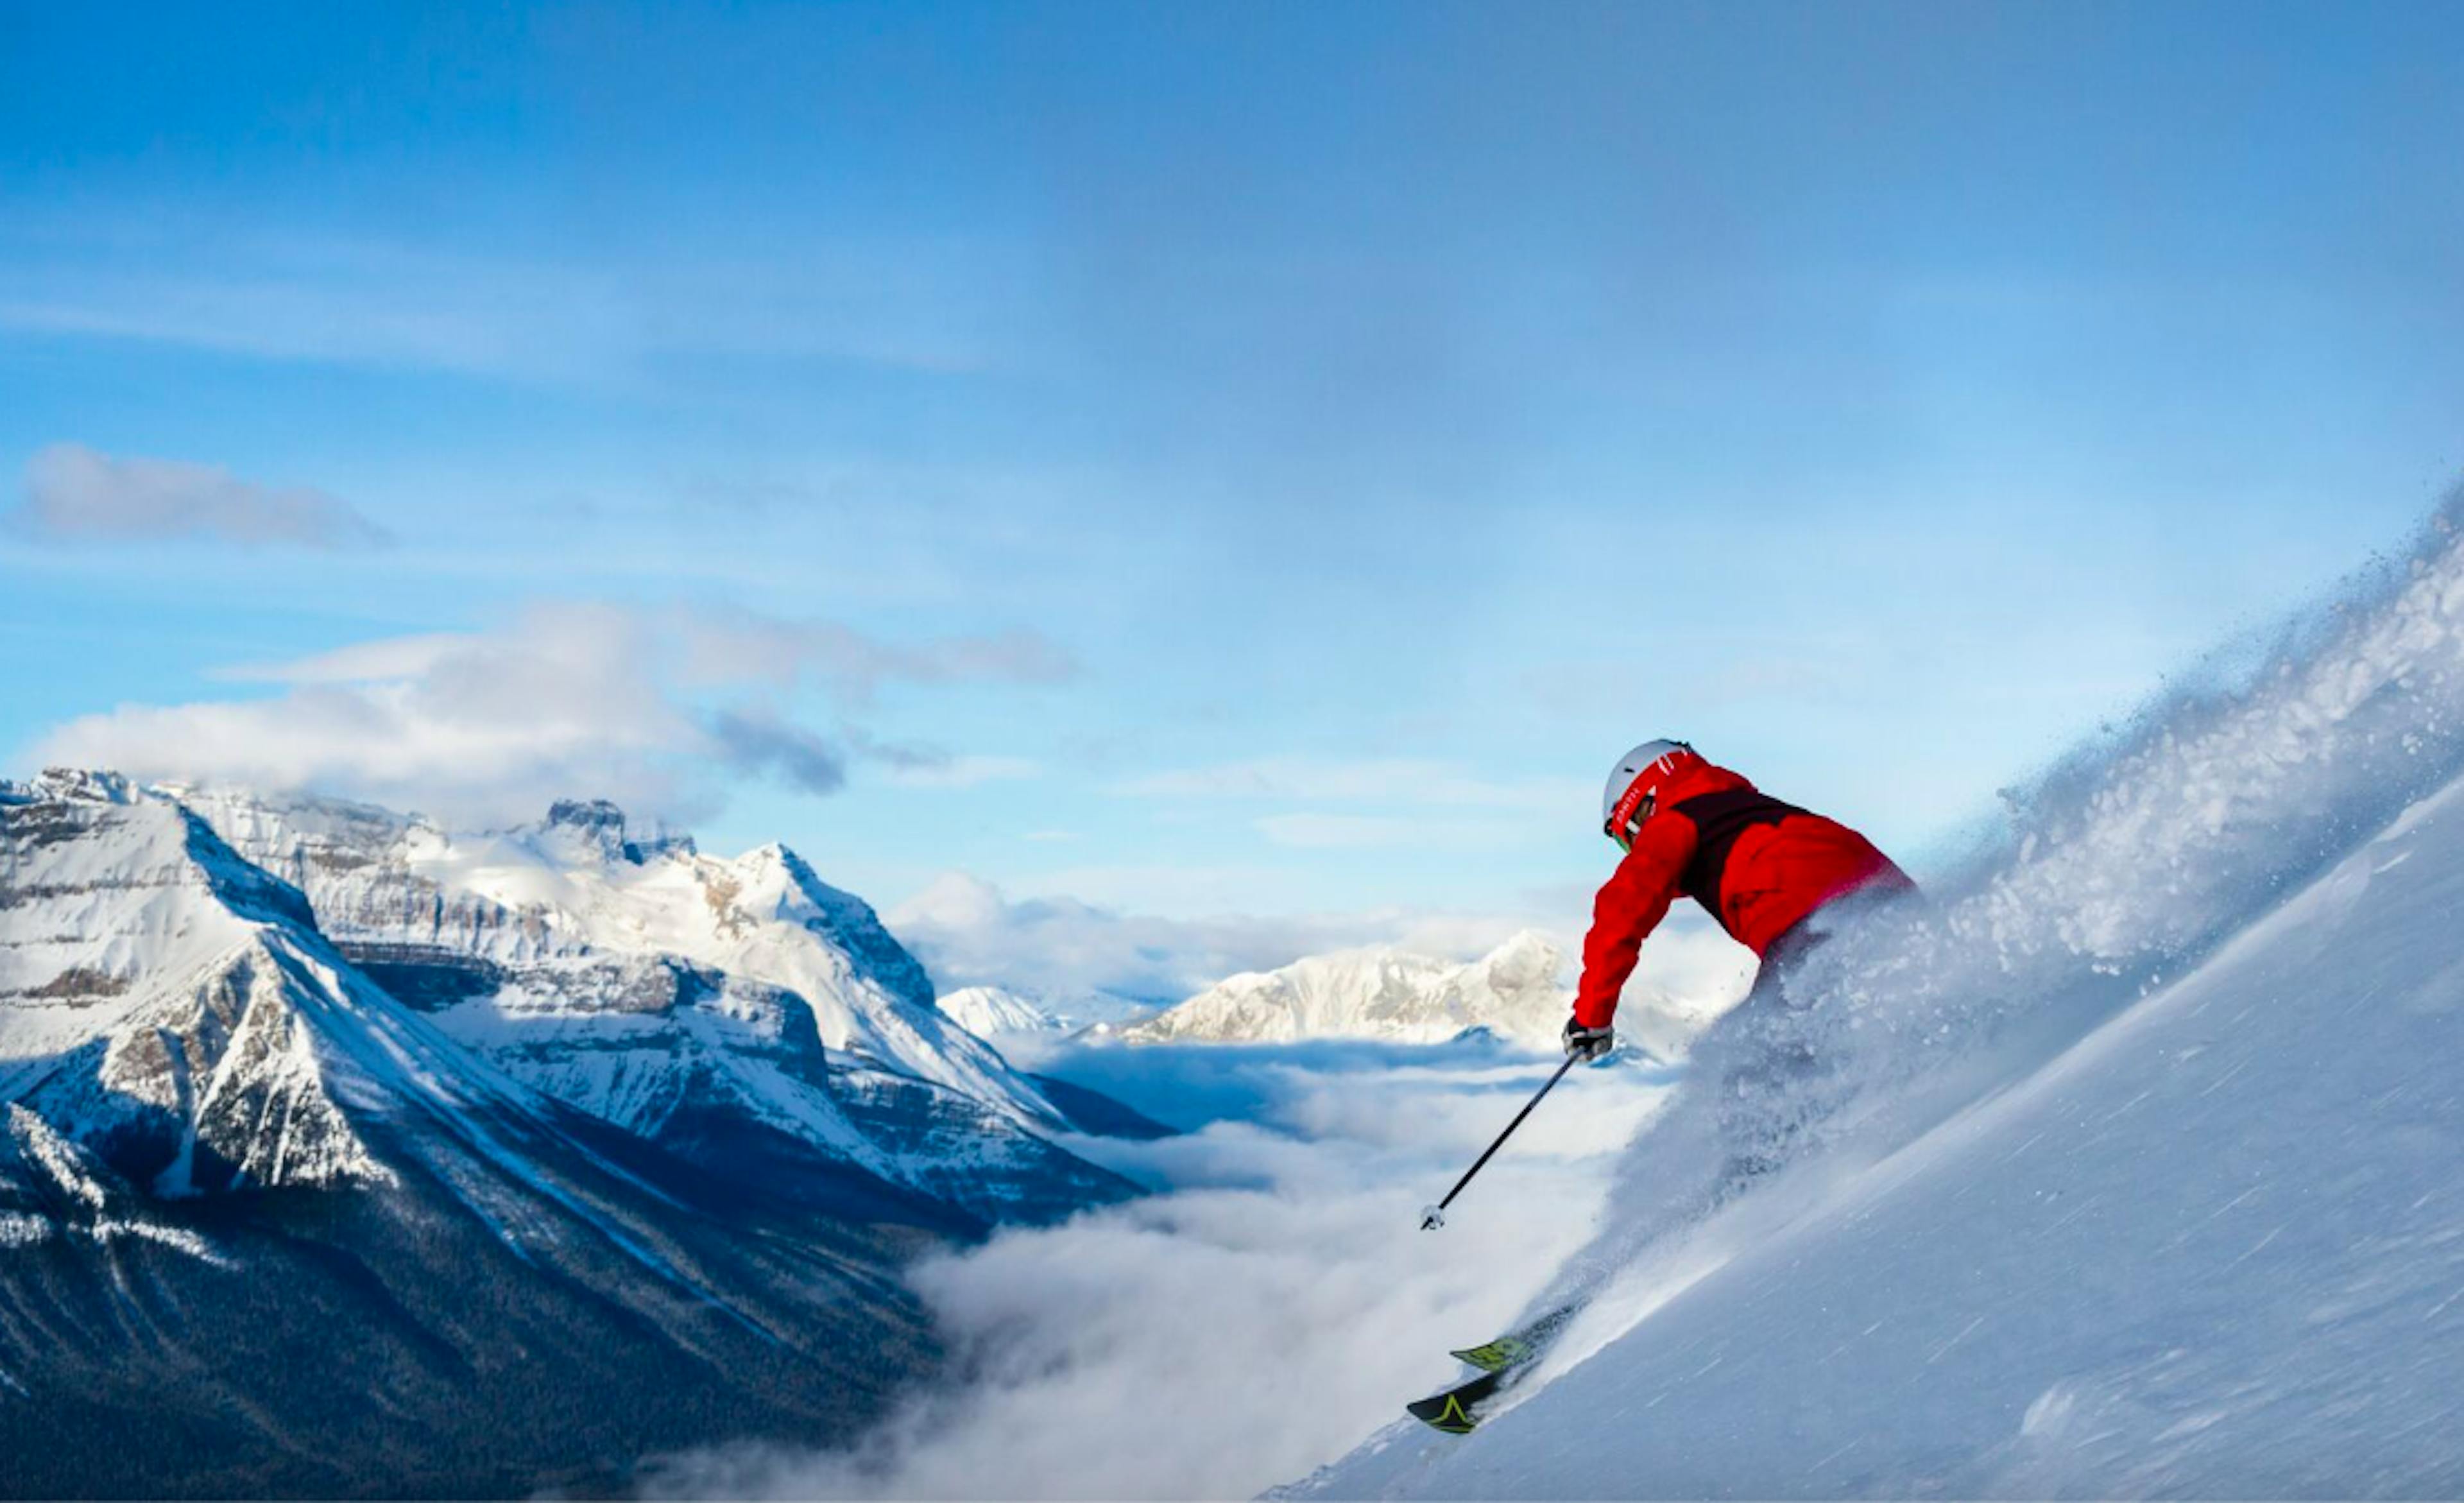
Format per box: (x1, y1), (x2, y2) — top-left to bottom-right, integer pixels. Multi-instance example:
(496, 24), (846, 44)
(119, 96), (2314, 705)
(1672, 787), (1807, 912)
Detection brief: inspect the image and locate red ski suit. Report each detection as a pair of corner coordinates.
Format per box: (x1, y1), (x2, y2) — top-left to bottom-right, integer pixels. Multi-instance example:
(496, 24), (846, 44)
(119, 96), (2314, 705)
(1573, 756), (1910, 1030)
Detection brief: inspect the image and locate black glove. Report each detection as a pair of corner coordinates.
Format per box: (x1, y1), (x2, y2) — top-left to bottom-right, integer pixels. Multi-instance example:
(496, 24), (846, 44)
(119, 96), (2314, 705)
(1562, 1016), (1614, 1063)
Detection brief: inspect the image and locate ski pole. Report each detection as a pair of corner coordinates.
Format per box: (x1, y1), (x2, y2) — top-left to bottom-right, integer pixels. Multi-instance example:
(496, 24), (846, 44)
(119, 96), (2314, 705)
(1420, 1054), (1579, 1230)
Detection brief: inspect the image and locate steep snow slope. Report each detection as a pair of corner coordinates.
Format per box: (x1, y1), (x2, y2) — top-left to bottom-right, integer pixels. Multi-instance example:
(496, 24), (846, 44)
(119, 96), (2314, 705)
(1293, 503), (2464, 1499)
(1, 773), (435, 1192)
(166, 786), (1134, 1223)
(1297, 754), (2464, 1500)
(1124, 930), (1742, 1055)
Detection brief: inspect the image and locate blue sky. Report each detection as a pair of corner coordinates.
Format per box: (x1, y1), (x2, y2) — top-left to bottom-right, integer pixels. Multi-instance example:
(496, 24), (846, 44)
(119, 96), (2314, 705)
(4, 1), (2461, 986)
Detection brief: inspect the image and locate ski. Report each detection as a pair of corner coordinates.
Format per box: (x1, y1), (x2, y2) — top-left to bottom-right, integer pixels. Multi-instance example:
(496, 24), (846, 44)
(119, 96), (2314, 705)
(1448, 1303), (1575, 1373)
(1407, 1303), (1578, 1434)
(1405, 1369), (1503, 1434)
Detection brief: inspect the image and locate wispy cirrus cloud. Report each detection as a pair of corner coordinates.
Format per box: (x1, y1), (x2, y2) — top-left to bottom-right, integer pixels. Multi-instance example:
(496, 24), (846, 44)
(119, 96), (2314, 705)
(0, 227), (1012, 386)
(35, 602), (1067, 826)
(11, 443), (390, 549)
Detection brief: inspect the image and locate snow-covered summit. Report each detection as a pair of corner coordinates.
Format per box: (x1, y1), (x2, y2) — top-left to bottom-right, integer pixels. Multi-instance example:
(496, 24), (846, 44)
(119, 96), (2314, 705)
(174, 783), (1018, 1099)
(1124, 931), (1575, 1049)
(1, 766), (142, 806)
(1, 787), (468, 1192)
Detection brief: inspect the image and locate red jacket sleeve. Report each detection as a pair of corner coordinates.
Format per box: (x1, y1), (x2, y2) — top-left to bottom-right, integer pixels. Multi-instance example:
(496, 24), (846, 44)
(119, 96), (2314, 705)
(1572, 814), (1695, 1029)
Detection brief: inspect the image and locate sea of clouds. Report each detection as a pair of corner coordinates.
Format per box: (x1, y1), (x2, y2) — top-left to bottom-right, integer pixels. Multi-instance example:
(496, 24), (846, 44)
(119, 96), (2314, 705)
(642, 1036), (1677, 1500)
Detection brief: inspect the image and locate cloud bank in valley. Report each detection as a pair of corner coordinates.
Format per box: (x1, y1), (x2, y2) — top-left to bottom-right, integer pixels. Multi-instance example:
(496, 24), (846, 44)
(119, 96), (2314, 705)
(642, 1038), (1679, 1500)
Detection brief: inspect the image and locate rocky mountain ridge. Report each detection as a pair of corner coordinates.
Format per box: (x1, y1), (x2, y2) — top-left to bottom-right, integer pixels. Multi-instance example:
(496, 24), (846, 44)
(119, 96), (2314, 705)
(150, 777), (1134, 1223)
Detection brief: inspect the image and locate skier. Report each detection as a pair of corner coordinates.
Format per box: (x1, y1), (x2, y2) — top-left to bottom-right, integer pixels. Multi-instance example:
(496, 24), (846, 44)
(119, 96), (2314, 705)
(1408, 741), (1919, 1434)
(1561, 739), (1913, 1064)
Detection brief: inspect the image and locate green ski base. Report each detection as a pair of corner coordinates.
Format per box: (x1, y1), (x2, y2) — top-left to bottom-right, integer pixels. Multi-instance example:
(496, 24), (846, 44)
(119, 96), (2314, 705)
(1405, 1370), (1503, 1434)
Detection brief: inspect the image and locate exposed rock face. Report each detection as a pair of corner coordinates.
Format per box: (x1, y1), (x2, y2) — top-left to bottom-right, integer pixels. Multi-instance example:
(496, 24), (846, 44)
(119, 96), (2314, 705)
(0, 789), (388, 1192)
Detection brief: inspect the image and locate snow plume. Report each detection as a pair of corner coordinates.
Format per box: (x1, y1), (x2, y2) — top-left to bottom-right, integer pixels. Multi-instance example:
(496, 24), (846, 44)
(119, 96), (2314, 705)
(12, 442), (390, 549)
(1840, 494), (2464, 1083)
(641, 1039), (1678, 1500)
(33, 603), (1070, 827)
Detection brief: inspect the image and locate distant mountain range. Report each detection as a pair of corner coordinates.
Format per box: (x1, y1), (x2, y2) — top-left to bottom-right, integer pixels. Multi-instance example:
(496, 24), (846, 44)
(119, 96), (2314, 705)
(1118, 930), (1733, 1057)
(936, 983), (1160, 1049)
(0, 769), (1144, 1495)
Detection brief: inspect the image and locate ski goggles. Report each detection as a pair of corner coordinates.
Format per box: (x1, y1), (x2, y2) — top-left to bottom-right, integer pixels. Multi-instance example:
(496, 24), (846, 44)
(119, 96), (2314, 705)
(1604, 782), (1656, 852)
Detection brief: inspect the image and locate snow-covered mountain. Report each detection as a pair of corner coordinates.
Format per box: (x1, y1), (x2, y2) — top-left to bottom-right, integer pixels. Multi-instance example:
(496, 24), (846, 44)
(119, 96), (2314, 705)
(160, 784), (1134, 1223)
(0, 771), (949, 1494)
(1118, 930), (1733, 1054)
(1288, 502), (2464, 1499)
(937, 983), (1159, 1045)
(0, 770), (398, 1192)
(1122, 932), (1568, 1048)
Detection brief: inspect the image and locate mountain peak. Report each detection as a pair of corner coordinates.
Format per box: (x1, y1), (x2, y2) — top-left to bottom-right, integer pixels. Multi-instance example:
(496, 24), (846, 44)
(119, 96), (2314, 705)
(28, 768), (139, 805)
(536, 796), (642, 863)
(546, 796), (627, 832)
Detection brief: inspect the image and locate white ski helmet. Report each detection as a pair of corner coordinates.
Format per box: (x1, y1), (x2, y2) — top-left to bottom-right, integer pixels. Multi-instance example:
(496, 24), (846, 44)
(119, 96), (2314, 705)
(1601, 739), (1695, 848)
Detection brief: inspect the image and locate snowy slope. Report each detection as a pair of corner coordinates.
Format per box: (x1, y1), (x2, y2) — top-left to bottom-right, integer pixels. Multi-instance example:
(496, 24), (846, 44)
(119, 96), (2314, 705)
(1297, 759), (2464, 1500)
(1122, 931), (1734, 1054)
(1, 773), (434, 1192)
(1292, 502), (2464, 1499)
(163, 786), (1134, 1222)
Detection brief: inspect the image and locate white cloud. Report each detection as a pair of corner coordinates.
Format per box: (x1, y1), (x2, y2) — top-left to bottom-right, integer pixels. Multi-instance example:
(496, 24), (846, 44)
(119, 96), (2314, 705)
(12, 443), (389, 549)
(208, 633), (473, 684)
(674, 610), (1074, 705)
(33, 603), (1067, 827)
(642, 1039), (1681, 1500)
